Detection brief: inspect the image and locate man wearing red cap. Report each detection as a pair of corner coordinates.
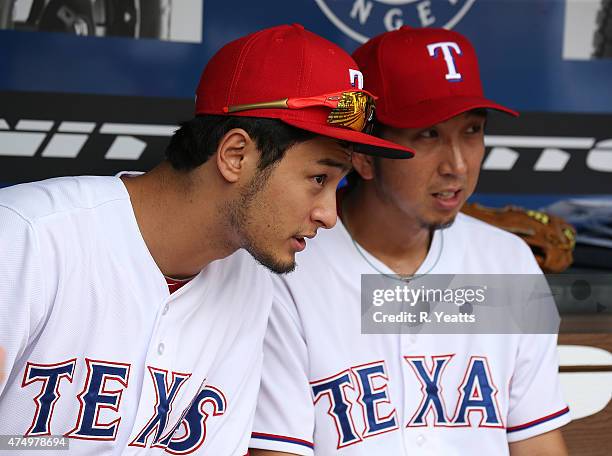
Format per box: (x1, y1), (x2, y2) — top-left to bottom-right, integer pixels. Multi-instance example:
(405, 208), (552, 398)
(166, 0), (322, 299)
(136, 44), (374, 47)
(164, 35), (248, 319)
(0, 25), (412, 454)
(250, 27), (569, 455)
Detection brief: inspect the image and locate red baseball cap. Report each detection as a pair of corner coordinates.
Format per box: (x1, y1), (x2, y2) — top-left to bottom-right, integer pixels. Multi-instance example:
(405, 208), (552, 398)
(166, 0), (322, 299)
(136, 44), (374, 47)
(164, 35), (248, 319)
(352, 26), (518, 129)
(195, 24), (414, 159)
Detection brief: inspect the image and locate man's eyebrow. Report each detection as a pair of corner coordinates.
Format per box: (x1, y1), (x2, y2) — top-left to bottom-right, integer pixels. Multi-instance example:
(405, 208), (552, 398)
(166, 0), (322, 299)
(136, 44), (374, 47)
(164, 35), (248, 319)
(466, 109), (488, 119)
(316, 158), (352, 173)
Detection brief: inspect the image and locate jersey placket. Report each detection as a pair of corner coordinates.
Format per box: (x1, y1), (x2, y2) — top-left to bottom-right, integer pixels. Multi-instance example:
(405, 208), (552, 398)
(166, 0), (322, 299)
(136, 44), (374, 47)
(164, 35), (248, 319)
(126, 285), (185, 449)
(400, 332), (437, 454)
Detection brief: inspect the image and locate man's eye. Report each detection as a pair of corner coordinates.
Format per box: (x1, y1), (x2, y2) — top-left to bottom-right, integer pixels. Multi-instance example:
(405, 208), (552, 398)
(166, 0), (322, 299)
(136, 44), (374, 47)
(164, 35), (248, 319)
(467, 124), (483, 134)
(313, 175), (327, 185)
(420, 129), (438, 139)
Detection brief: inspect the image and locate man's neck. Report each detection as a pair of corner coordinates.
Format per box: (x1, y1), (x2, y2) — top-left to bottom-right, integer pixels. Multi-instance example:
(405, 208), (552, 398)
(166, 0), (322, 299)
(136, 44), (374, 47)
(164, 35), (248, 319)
(122, 163), (238, 278)
(342, 185), (432, 276)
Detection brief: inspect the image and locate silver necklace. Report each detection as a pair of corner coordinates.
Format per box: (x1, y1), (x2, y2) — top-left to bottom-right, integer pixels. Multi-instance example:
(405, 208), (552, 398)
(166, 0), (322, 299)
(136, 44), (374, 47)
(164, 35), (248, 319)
(349, 227), (444, 283)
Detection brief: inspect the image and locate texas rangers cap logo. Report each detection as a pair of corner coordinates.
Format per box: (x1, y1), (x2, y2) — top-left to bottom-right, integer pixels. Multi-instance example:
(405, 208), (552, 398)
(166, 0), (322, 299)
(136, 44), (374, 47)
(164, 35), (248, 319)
(349, 69), (364, 89)
(315, 0), (476, 43)
(427, 41), (463, 82)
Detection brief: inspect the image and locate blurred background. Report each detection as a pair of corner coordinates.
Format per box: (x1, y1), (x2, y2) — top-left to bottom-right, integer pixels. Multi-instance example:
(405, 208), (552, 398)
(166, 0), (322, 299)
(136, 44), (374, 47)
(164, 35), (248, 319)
(1, 1), (611, 453)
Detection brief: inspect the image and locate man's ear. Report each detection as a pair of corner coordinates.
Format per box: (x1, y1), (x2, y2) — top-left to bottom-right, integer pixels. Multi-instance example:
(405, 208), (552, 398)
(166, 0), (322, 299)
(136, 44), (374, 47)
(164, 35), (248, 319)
(351, 152), (376, 181)
(215, 128), (257, 183)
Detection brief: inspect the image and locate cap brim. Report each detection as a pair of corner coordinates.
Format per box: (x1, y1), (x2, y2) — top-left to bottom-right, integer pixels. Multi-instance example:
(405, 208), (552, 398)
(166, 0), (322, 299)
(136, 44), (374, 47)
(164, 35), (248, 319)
(279, 118), (414, 159)
(377, 96), (519, 129)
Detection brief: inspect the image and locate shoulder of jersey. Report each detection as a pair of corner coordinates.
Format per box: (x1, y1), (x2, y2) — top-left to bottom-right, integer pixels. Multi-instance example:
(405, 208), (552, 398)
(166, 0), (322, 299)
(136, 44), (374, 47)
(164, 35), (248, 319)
(454, 212), (533, 256)
(215, 248), (273, 281)
(209, 249), (273, 316)
(0, 175), (127, 222)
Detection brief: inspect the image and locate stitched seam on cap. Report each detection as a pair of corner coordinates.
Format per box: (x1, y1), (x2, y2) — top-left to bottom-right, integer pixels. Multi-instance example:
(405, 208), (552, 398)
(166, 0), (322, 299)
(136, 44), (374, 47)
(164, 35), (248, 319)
(297, 26), (308, 120)
(377, 32), (392, 116)
(226, 30), (264, 108)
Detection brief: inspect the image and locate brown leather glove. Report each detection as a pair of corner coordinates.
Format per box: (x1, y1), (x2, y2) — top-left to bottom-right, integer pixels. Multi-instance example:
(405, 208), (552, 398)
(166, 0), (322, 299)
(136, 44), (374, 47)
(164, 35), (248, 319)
(461, 203), (577, 273)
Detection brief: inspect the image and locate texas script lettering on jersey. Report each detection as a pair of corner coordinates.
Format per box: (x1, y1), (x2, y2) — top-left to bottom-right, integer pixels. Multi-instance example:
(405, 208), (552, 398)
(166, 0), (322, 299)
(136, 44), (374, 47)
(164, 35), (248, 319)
(20, 358), (226, 452)
(310, 356), (502, 449)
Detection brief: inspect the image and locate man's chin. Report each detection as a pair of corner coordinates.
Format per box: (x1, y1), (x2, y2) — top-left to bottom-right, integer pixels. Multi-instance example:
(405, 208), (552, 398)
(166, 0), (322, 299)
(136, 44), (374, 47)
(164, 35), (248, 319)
(247, 247), (296, 275)
(432, 219), (455, 231)
(264, 260), (296, 275)
(427, 214), (458, 231)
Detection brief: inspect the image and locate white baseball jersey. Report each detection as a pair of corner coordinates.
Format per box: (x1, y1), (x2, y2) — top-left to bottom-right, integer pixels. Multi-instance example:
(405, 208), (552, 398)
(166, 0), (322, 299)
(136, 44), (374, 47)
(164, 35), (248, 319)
(0, 175), (272, 455)
(250, 213), (570, 455)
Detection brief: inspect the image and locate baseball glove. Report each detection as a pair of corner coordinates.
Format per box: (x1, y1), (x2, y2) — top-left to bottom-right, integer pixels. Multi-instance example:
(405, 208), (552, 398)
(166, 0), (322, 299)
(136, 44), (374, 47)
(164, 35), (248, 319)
(461, 203), (577, 273)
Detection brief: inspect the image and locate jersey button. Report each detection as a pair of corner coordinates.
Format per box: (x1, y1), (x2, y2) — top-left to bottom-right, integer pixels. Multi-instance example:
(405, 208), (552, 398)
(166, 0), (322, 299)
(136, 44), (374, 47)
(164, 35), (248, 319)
(416, 434), (426, 446)
(162, 304), (170, 315)
(158, 342), (165, 355)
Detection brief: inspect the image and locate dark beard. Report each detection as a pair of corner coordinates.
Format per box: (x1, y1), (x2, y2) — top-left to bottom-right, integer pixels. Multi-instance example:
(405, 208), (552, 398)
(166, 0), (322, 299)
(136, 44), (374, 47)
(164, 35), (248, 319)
(244, 242), (296, 274)
(227, 167), (296, 275)
(423, 216), (456, 232)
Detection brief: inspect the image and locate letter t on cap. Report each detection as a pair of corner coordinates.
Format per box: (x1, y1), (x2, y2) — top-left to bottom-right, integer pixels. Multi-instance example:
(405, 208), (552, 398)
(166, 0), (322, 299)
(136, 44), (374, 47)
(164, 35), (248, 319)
(427, 41), (463, 82)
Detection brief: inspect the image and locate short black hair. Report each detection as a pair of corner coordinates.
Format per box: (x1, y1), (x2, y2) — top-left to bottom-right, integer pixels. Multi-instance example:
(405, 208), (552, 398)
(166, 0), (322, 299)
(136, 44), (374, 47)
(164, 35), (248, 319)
(165, 115), (317, 171)
(345, 119), (385, 188)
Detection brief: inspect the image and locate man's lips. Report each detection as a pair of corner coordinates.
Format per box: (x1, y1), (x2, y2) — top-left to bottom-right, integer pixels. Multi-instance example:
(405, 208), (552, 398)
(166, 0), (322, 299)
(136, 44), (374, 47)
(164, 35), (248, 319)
(431, 189), (463, 210)
(291, 237), (306, 252)
(291, 233), (315, 252)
